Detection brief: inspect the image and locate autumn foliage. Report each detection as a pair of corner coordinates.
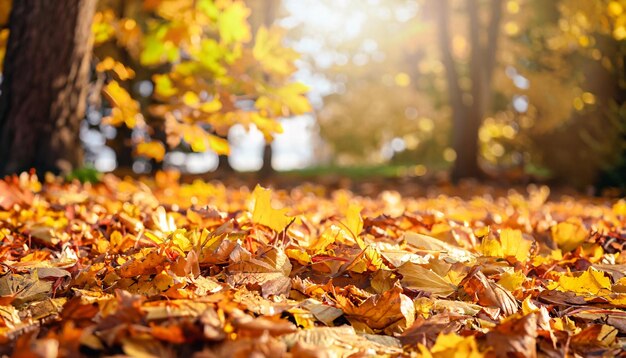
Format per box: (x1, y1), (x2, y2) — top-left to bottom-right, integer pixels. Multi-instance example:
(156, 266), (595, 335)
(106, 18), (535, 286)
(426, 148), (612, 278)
(0, 172), (625, 356)
(93, 0), (310, 160)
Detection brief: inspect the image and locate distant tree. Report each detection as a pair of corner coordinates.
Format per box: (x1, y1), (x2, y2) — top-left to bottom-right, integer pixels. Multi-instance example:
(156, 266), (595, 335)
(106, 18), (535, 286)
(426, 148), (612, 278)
(0, 0), (96, 175)
(305, 0), (624, 186)
(510, 0), (626, 187)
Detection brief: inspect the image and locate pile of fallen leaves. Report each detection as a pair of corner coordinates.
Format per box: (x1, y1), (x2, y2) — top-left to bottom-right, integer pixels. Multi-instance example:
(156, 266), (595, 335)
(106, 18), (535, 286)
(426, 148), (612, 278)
(1, 172), (626, 357)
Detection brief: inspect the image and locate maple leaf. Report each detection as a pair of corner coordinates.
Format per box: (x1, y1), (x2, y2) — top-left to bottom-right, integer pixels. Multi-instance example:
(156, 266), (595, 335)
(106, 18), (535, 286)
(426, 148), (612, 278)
(250, 185), (293, 232)
(550, 267), (612, 295)
(480, 228), (533, 262)
(226, 247), (292, 297)
(217, 1), (251, 44)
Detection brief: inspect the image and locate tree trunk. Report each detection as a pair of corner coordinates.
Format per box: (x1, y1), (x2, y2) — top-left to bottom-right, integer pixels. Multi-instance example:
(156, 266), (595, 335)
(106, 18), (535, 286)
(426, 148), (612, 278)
(453, 0), (485, 181)
(260, 143), (273, 177)
(0, 0), (97, 176)
(218, 154), (233, 173)
(435, 0), (502, 182)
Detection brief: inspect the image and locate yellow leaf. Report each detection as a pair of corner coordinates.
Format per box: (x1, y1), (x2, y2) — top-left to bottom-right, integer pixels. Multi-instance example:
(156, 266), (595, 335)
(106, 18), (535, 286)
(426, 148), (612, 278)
(423, 332), (485, 358)
(182, 91), (200, 106)
(208, 134), (229, 155)
(218, 1), (251, 44)
(278, 82), (311, 115)
(499, 229), (532, 262)
(200, 96), (222, 113)
(92, 10), (116, 45)
(250, 113), (283, 141)
(171, 230), (193, 253)
(479, 235), (503, 257)
(309, 224), (351, 253)
(180, 125), (229, 155)
(251, 185), (293, 232)
(153, 74), (177, 97)
(553, 267), (611, 295)
(102, 81), (142, 128)
(480, 229), (532, 262)
(136, 141), (166, 162)
(551, 219), (588, 252)
(341, 204), (364, 248)
(253, 26), (299, 76)
(474, 226), (490, 238)
(95, 57), (116, 73)
(255, 82), (311, 117)
(521, 296), (539, 315)
(498, 270), (525, 292)
(613, 199), (626, 216)
(286, 249), (311, 265)
(182, 125), (208, 152)
(153, 272), (174, 291)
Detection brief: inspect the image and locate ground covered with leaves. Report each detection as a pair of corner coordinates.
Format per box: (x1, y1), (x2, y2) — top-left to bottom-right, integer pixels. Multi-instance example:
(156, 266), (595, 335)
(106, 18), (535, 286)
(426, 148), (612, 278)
(1, 172), (626, 357)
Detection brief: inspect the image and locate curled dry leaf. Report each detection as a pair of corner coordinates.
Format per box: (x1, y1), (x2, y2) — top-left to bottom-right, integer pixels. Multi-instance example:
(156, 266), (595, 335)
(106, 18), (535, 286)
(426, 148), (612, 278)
(332, 284), (415, 334)
(457, 267), (519, 317)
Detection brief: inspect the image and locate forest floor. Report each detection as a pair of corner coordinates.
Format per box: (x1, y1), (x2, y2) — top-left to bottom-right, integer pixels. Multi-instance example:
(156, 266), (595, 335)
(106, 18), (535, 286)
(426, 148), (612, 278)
(1, 172), (625, 357)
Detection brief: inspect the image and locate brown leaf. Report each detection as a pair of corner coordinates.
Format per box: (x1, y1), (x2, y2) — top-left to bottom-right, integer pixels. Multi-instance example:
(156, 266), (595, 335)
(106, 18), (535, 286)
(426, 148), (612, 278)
(457, 267), (518, 317)
(226, 247), (292, 297)
(486, 313), (538, 358)
(231, 309), (297, 337)
(398, 314), (463, 347)
(332, 284), (415, 334)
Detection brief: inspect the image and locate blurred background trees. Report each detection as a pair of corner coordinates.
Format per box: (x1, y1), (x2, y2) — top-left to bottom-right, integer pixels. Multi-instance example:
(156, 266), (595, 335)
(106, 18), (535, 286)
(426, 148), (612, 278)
(296, 0), (625, 188)
(0, 0), (623, 190)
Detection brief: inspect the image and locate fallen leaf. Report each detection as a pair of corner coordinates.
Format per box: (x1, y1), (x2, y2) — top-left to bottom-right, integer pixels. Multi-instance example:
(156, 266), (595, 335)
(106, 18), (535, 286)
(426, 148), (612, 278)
(551, 219), (588, 252)
(398, 262), (456, 297)
(332, 284), (415, 334)
(251, 185), (293, 232)
(550, 267), (611, 295)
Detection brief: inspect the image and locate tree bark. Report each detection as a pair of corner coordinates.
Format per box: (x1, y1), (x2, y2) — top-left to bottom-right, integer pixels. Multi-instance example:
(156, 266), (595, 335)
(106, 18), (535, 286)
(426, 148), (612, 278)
(0, 0), (97, 176)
